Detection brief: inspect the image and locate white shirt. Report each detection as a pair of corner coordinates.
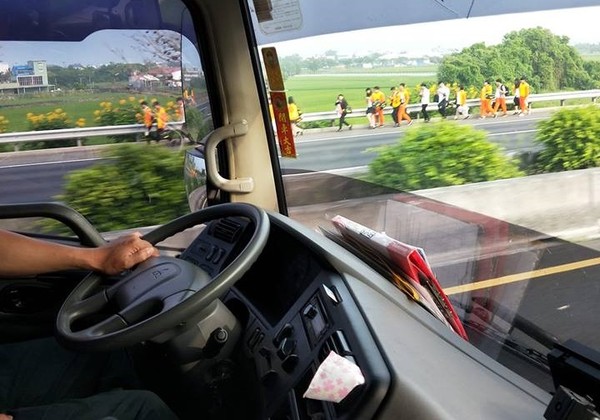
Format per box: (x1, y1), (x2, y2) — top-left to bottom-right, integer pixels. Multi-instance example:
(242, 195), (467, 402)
(420, 87), (430, 104)
(437, 84), (450, 102)
(495, 84), (507, 98)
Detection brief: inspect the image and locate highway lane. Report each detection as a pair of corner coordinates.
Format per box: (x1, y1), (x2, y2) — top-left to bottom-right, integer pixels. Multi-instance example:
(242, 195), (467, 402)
(0, 160), (95, 204)
(0, 112), (546, 204)
(280, 111), (546, 172)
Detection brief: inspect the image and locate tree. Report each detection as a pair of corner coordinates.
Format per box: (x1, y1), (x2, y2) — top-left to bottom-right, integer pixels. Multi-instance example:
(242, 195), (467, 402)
(131, 30), (182, 66)
(438, 27), (593, 91)
(279, 54), (304, 79)
(366, 122), (522, 191)
(534, 106), (600, 173)
(57, 144), (188, 232)
(583, 61), (600, 87)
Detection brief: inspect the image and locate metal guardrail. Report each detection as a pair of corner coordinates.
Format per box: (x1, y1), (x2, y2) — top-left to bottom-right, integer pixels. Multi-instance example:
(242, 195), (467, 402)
(0, 122), (185, 148)
(299, 89), (600, 122)
(0, 90), (598, 149)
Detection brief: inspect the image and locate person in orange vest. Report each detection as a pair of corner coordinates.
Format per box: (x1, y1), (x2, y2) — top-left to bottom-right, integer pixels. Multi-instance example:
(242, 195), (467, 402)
(153, 100), (169, 137)
(398, 84), (413, 126)
(389, 86), (401, 127)
(479, 80), (494, 118)
(371, 86), (386, 127)
(174, 96), (185, 122)
(140, 101), (154, 141)
(518, 76), (530, 116)
(287, 96), (303, 136)
(365, 88), (376, 129)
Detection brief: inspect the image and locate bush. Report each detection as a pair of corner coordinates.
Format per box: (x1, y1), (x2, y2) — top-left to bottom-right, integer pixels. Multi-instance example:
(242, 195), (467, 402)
(24, 109), (79, 149)
(0, 115), (9, 133)
(534, 106), (600, 172)
(94, 98), (141, 143)
(55, 143), (189, 232)
(366, 121), (523, 191)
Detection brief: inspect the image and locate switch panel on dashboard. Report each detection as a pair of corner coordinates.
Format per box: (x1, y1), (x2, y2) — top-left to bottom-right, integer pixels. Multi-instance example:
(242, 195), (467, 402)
(229, 270), (390, 420)
(180, 217), (252, 277)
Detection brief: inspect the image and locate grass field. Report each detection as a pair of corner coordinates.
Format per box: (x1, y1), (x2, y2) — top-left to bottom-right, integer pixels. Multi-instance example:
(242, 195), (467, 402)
(0, 72), (438, 134)
(283, 73), (436, 113)
(0, 91), (181, 133)
(582, 54), (600, 62)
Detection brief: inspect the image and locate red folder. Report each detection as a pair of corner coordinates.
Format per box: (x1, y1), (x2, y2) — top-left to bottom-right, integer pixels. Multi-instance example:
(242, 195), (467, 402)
(331, 215), (468, 340)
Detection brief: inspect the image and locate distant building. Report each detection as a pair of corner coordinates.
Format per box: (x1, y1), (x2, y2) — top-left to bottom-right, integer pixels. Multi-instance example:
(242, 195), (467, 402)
(0, 60), (53, 94)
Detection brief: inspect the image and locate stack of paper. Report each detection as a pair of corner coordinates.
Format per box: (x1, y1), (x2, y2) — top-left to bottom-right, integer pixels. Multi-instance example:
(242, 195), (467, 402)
(327, 215), (468, 340)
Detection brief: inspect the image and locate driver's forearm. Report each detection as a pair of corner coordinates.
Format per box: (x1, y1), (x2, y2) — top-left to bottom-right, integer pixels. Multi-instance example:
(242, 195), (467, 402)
(0, 230), (98, 276)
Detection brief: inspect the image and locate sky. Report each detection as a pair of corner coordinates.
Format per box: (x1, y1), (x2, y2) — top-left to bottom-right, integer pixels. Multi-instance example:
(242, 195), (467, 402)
(0, 31), (201, 68)
(0, 5), (599, 66)
(265, 5), (600, 58)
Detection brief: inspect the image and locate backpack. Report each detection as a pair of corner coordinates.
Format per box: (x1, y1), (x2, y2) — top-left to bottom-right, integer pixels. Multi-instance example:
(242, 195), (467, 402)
(502, 84), (510, 96)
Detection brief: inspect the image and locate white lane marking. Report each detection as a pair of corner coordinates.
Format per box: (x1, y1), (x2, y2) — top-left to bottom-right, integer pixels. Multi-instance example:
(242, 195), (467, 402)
(0, 158), (101, 169)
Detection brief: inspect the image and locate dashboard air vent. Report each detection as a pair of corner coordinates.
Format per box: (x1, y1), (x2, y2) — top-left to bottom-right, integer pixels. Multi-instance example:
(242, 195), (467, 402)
(211, 218), (243, 243)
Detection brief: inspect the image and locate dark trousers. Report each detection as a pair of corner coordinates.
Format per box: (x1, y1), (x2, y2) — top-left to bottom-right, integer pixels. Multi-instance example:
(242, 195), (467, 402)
(391, 106), (399, 124)
(338, 112), (350, 129)
(421, 104), (430, 121)
(438, 99), (447, 117)
(0, 337), (178, 420)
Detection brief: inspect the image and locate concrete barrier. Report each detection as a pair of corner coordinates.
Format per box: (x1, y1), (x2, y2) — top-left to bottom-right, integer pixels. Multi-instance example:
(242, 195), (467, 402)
(286, 168), (600, 245)
(414, 168), (600, 241)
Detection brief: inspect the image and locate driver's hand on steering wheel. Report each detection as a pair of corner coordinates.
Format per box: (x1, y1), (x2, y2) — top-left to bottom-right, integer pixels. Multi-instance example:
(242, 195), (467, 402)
(91, 232), (159, 275)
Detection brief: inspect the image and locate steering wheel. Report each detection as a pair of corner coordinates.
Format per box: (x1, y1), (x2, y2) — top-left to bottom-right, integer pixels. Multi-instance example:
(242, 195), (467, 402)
(56, 203), (269, 352)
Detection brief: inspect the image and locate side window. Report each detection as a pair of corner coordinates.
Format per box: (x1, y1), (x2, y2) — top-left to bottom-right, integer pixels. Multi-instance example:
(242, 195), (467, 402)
(0, 1), (213, 235)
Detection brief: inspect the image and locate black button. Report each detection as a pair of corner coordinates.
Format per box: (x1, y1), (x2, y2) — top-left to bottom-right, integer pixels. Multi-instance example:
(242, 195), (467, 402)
(273, 323), (294, 347)
(277, 337), (296, 359)
(281, 354), (299, 373)
(303, 304), (318, 319)
(333, 330), (352, 355)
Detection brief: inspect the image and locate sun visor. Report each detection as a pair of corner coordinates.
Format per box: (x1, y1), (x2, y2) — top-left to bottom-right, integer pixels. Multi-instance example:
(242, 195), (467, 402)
(0, 0), (164, 41)
(248, 0), (600, 44)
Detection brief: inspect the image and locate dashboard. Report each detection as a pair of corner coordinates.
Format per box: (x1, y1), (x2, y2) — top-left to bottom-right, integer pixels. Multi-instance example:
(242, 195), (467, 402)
(176, 212), (552, 419)
(179, 214), (389, 419)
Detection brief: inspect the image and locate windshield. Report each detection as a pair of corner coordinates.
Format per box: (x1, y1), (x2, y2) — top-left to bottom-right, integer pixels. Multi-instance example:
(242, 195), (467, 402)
(0, 0), (212, 233)
(1, 0), (600, 401)
(247, 1), (600, 392)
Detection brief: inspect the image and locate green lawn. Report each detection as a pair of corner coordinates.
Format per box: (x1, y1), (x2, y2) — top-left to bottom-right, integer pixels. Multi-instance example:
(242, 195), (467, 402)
(283, 73), (435, 113)
(0, 91), (180, 132)
(582, 54), (600, 62)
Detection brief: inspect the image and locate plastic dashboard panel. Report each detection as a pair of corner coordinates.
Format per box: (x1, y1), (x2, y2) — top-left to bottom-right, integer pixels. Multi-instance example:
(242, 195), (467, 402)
(179, 213), (391, 418)
(261, 212), (552, 420)
(228, 269), (390, 419)
(179, 211), (552, 419)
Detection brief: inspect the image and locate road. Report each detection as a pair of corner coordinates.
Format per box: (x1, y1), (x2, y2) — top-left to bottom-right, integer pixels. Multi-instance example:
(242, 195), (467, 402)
(0, 110), (547, 204)
(280, 111), (545, 172)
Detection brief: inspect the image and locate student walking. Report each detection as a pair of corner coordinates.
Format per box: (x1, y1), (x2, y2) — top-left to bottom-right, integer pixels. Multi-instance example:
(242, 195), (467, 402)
(335, 94), (352, 131)
(419, 83), (431, 122)
(371, 86), (386, 127)
(512, 79), (521, 115)
(398, 84), (413, 126)
(518, 76), (530, 116)
(437, 81), (450, 118)
(479, 80), (494, 118)
(390, 86), (401, 126)
(454, 85), (469, 119)
(287, 96), (304, 136)
(140, 101), (154, 141)
(365, 88), (376, 128)
(492, 79), (508, 117)
(152, 100), (169, 137)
